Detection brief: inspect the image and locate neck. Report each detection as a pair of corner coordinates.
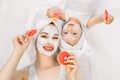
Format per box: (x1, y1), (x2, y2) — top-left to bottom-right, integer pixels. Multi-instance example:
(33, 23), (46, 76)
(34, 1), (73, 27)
(35, 52), (58, 70)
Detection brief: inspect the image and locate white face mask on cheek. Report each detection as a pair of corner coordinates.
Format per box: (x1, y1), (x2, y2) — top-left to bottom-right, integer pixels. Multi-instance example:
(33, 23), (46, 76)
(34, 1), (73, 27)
(36, 25), (60, 56)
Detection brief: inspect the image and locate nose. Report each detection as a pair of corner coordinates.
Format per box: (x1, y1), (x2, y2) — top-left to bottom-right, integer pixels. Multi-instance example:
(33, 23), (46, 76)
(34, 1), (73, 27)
(65, 33), (72, 38)
(47, 38), (53, 44)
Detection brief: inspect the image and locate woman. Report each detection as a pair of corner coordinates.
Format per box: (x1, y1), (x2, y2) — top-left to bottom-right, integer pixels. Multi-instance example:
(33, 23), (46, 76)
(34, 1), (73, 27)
(0, 12), (79, 80)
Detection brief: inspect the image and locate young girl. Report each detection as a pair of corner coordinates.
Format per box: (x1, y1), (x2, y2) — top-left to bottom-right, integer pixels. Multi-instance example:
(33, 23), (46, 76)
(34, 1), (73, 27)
(48, 6), (114, 50)
(47, 6), (114, 58)
(0, 8), (79, 80)
(47, 6), (114, 80)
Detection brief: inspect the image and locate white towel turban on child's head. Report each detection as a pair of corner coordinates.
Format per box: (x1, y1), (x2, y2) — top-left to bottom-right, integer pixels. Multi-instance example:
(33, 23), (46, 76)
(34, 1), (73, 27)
(59, 18), (91, 60)
(17, 7), (65, 69)
(60, 33), (90, 58)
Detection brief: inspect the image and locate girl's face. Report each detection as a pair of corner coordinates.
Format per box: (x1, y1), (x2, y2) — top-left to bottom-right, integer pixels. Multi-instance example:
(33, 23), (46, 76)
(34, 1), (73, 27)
(36, 24), (60, 56)
(62, 21), (82, 46)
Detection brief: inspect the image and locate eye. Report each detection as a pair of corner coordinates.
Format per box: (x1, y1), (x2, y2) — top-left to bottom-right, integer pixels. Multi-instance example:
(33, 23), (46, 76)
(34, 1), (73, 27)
(72, 33), (77, 35)
(52, 37), (59, 40)
(40, 35), (48, 38)
(63, 32), (68, 34)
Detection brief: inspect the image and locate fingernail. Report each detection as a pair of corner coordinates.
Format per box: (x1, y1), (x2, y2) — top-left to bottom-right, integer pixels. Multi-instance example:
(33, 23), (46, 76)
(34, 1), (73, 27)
(64, 57), (67, 60)
(24, 38), (28, 43)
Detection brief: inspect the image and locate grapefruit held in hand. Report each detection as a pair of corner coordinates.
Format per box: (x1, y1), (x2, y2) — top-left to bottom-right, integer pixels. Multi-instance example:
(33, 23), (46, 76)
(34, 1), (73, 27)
(27, 29), (37, 37)
(57, 51), (70, 65)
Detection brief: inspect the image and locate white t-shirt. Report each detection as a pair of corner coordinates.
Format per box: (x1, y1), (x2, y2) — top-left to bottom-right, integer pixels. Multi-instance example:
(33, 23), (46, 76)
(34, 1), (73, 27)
(28, 65), (66, 80)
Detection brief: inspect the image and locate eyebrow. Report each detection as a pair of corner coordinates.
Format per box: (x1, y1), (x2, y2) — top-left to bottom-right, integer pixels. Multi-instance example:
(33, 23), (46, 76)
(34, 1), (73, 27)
(41, 32), (59, 36)
(54, 34), (59, 36)
(40, 32), (48, 35)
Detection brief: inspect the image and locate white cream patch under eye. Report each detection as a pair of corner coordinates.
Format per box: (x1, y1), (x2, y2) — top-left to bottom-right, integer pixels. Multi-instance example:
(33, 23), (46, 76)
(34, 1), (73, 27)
(36, 25), (60, 56)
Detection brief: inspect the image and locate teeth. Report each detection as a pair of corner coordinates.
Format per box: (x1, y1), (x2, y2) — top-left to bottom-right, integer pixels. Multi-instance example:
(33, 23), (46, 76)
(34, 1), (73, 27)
(44, 46), (54, 51)
(46, 47), (53, 49)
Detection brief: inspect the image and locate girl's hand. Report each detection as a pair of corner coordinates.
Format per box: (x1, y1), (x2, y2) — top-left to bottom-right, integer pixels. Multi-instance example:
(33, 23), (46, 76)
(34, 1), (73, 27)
(13, 35), (31, 53)
(64, 54), (78, 80)
(105, 15), (114, 24)
(47, 6), (65, 21)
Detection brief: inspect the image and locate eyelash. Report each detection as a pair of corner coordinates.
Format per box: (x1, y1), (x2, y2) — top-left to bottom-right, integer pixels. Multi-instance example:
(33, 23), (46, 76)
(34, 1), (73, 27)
(63, 32), (77, 35)
(64, 32), (68, 34)
(52, 37), (59, 40)
(73, 33), (77, 35)
(41, 35), (48, 38)
(40, 35), (58, 40)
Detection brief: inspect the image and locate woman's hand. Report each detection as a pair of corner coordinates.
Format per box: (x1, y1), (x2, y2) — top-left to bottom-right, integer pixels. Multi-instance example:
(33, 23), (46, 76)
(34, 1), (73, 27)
(47, 6), (65, 21)
(13, 34), (31, 54)
(64, 54), (79, 80)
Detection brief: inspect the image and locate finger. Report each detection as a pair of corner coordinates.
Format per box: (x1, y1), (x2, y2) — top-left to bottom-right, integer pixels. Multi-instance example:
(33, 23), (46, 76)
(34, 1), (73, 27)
(110, 15), (114, 21)
(23, 35), (31, 44)
(67, 55), (76, 60)
(69, 53), (75, 56)
(64, 59), (76, 65)
(107, 15), (114, 24)
(22, 35), (28, 42)
(17, 35), (24, 44)
(22, 35), (28, 44)
(66, 65), (78, 74)
(65, 65), (78, 69)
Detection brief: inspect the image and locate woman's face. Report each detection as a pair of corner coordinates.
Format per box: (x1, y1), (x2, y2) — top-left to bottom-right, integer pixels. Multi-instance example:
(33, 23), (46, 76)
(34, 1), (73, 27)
(36, 24), (60, 56)
(62, 21), (82, 46)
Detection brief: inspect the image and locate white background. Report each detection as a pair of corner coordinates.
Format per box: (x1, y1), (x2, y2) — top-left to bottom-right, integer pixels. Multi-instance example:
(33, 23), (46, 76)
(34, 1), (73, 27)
(0, 0), (120, 80)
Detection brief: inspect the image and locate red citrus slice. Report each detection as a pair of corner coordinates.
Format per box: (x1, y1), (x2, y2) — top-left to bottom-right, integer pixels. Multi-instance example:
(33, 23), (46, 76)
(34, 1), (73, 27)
(104, 10), (109, 23)
(54, 12), (61, 18)
(27, 29), (37, 37)
(52, 12), (61, 22)
(57, 51), (70, 65)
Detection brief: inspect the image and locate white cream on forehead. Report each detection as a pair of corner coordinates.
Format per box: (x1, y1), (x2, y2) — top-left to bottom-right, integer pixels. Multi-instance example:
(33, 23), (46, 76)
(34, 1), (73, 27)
(36, 25), (60, 56)
(40, 24), (59, 35)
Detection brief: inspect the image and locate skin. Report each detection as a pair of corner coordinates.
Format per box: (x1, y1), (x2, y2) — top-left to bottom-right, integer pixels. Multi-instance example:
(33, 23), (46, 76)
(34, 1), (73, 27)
(87, 14), (114, 28)
(0, 24), (79, 80)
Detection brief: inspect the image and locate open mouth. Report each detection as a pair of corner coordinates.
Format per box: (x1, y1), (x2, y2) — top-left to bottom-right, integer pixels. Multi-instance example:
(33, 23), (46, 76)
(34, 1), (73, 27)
(68, 23), (74, 26)
(43, 46), (54, 52)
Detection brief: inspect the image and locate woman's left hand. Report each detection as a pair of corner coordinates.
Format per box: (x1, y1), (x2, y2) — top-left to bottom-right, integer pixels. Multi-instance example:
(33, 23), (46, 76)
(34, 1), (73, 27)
(64, 54), (78, 80)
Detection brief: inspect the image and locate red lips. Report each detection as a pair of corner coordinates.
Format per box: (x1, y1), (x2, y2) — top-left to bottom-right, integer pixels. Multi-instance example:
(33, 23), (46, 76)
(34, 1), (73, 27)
(43, 46), (54, 52)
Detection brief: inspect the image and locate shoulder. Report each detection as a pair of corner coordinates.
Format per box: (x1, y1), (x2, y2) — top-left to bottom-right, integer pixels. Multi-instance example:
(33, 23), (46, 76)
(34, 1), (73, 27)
(13, 69), (29, 80)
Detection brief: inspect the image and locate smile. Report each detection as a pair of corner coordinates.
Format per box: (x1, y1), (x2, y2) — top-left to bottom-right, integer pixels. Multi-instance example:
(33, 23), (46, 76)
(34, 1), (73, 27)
(43, 46), (54, 52)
